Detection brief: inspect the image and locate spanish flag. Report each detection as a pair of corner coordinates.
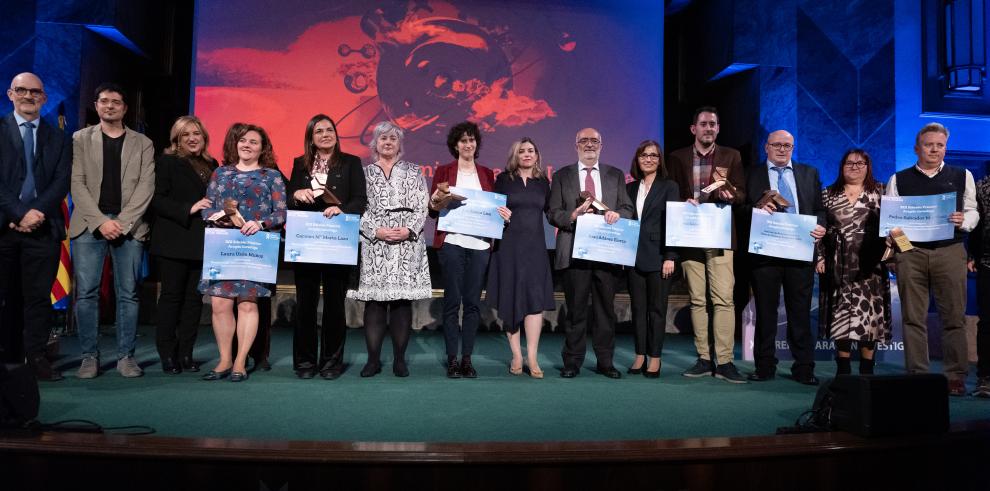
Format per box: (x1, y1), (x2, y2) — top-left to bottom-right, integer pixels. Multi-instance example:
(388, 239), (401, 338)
(51, 102), (72, 309)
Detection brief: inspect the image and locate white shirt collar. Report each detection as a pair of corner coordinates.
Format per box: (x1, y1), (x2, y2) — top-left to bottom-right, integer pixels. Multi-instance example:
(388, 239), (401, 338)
(914, 161), (945, 176)
(13, 112), (39, 127)
(766, 159), (793, 171)
(579, 161), (600, 172)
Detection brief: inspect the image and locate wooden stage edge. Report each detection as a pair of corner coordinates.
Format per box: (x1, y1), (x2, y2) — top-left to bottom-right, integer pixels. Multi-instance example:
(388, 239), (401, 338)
(3, 419), (989, 464)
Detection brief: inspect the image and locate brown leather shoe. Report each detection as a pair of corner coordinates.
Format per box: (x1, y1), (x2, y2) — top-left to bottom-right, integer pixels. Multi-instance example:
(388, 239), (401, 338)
(29, 355), (63, 382)
(948, 378), (967, 397)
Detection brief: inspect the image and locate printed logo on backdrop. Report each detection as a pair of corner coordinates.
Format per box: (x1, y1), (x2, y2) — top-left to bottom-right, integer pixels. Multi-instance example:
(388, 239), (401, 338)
(743, 275), (906, 363)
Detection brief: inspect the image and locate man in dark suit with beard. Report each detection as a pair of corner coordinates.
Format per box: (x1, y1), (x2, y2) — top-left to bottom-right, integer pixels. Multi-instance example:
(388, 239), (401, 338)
(0, 72), (71, 381)
(548, 127), (634, 378)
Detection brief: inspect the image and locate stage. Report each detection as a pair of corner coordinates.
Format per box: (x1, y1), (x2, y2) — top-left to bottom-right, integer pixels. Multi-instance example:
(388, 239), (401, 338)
(2, 327), (989, 489)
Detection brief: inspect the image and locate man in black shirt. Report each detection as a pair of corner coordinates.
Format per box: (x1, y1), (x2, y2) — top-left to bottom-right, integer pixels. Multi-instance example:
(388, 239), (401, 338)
(69, 83), (155, 379)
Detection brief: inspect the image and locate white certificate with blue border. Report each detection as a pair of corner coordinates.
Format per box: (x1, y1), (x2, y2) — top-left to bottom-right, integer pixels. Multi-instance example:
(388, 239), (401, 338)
(572, 214), (639, 267)
(665, 201), (732, 249)
(436, 186), (507, 240)
(284, 211), (360, 265)
(747, 209), (817, 261)
(878, 192), (955, 242)
(202, 228), (280, 283)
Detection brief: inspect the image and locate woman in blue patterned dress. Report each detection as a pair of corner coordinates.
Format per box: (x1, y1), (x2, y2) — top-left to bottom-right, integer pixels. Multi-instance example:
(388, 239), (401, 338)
(199, 123), (287, 382)
(347, 121), (431, 378)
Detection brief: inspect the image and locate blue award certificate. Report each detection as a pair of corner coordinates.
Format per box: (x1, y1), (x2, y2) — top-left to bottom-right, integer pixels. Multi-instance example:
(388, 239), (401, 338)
(572, 214), (640, 267)
(284, 211), (360, 265)
(202, 228), (281, 283)
(436, 186), (507, 240)
(878, 192), (955, 242)
(664, 202), (732, 249)
(747, 209), (817, 261)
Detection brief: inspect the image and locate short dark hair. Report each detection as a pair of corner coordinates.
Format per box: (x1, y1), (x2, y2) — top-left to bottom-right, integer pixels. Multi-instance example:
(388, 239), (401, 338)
(446, 121), (481, 159)
(94, 82), (128, 105)
(692, 106), (719, 124)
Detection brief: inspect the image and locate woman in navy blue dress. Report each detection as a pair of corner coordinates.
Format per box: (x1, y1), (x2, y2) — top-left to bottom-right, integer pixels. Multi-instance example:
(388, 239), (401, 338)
(199, 123), (287, 382)
(486, 138), (555, 378)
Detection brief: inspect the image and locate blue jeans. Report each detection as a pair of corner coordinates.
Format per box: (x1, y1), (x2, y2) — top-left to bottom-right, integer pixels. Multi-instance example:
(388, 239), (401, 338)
(72, 230), (145, 359)
(437, 243), (490, 357)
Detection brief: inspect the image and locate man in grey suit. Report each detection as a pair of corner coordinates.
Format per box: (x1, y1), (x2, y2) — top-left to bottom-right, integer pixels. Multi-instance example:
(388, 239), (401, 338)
(70, 83), (155, 379)
(548, 127), (634, 378)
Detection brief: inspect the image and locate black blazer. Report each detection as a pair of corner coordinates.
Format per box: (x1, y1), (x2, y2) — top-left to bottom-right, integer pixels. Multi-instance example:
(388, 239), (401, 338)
(627, 178), (680, 272)
(149, 153), (218, 260)
(286, 152), (367, 215)
(744, 161), (825, 255)
(0, 112), (71, 239)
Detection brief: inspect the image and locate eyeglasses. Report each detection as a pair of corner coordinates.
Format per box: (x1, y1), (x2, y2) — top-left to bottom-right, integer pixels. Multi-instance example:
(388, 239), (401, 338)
(768, 142), (794, 150)
(577, 138), (601, 146)
(639, 153), (660, 159)
(11, 86), (44, 97)
(843, 160), (867, 169)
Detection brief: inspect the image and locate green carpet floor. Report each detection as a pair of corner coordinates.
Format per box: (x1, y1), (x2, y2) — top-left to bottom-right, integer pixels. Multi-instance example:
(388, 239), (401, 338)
(36, 326), (988, 442)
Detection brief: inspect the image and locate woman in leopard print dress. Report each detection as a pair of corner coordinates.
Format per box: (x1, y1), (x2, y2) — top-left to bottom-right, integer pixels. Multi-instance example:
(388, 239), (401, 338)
(816, 149), (891, 375)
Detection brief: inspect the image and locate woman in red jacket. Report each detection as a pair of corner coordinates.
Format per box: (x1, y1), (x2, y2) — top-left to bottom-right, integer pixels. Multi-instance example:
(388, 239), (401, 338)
(428, 121), (495, 378)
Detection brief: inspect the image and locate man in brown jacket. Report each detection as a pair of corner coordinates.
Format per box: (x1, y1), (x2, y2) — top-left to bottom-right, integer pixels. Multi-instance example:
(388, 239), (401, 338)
(666, 107), (747, 383)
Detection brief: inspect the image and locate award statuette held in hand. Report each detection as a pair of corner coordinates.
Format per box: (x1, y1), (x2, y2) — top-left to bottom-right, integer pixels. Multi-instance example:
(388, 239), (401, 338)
(754, 189), (791, 210)
(699, 166), (737, 202)
(430, 182), (466, 211)
(207, 198), (246, 228)
(310, 174), (342, 205)
(881, 226), (914, 262)
(579, 190), (610, 213)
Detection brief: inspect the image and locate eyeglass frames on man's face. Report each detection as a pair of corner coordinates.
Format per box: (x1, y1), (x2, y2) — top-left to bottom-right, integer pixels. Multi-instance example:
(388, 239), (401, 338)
(577, 138), (601, 146)
(768, 142), (793, 150)
(11, 87), (44, 97)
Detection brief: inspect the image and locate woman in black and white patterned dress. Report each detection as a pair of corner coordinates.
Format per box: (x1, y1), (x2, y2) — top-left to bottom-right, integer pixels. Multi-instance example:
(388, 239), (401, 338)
(347, 121), (431, 378)
(816, 149), (891, 376)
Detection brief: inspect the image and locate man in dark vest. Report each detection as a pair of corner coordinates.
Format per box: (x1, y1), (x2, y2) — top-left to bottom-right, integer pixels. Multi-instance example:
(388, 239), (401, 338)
(886, 122), (977, 397)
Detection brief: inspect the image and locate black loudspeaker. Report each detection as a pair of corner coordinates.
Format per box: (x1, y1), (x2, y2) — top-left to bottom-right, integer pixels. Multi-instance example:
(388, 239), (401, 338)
(822, 374), (948, 437)
(0, 363), (40, 428)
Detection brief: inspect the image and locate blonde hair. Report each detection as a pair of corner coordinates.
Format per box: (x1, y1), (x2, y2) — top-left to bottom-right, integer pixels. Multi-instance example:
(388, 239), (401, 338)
(166, 115), (213, 161)
(504, 137), (546, 180)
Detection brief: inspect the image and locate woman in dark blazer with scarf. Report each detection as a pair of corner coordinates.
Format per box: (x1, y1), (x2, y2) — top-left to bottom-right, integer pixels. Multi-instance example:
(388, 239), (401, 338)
(150, 115), (218, 374)
(626, 140), (679, 378)
(428, 121), (495, 378)
(286, 114), (367, 379)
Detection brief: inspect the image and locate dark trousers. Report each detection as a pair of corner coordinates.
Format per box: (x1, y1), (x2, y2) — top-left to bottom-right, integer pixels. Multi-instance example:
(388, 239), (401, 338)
(977, 264), (990, 378)
(437, 244), (489, 357)
(628, 267), (673, 357)
(155, 256), (204, 362)
(293, 264), (350, 370)
(0, 226), (60, 361)
(751, 260), (816, 377)
(561, 260), (620, 370)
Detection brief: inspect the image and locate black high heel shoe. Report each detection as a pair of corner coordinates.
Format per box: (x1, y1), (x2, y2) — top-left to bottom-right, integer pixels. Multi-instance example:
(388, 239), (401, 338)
(644, 360), (662, 379)
(360, 361), (382, 378)
(393, 359), (409, 378)
(201, 368), (231, 381)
